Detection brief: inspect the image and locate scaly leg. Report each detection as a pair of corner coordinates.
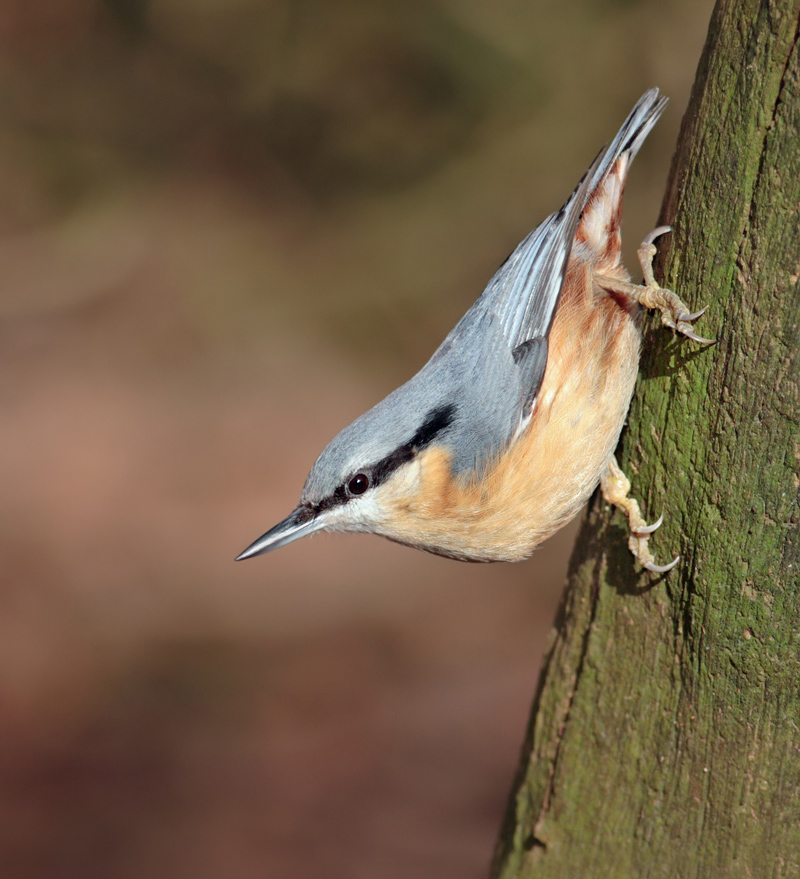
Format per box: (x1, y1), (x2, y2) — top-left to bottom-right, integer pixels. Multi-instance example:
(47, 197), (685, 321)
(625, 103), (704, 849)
(596, 226), (714, 344)
(600, 455), (679, 574)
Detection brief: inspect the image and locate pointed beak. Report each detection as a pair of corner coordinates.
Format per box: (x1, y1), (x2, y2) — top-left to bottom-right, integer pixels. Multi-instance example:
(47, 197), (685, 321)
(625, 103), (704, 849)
(235, 506), (325, 561)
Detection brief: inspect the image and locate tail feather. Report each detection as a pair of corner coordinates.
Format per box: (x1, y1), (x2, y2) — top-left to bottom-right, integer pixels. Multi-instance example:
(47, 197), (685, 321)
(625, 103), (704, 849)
(574, 90), (667, 268)
(482, 88), (667, 352)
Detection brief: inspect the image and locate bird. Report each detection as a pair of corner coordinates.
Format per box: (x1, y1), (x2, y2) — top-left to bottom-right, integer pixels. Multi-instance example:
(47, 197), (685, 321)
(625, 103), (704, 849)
(236, 88), (711, 571)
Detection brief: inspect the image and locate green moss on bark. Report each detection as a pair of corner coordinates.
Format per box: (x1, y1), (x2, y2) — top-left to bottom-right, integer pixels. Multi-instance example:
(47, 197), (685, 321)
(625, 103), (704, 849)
(493, 1), (800, 876)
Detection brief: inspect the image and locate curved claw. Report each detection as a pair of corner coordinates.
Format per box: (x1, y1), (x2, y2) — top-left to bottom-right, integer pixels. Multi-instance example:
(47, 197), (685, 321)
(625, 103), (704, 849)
(632, 512), (664, 536)
(644, 555), (680, 574)
(678, 326), (716, 345)
(678, 305), (708, 322)
(643, 225), (672, 246)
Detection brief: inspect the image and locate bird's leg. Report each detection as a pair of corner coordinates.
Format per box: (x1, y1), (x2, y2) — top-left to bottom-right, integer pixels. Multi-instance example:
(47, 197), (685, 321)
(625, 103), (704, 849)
(600, 455), (679, 574)
(595, 226), (714, 344)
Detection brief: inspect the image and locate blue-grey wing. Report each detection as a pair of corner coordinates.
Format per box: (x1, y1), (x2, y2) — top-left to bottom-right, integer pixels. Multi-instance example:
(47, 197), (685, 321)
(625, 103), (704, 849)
(349, 90), (669, 484)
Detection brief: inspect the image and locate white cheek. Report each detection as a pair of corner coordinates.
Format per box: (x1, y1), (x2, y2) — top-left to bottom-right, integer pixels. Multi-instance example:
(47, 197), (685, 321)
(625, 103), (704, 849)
(389, 458), (422, 493)
(326, 462), (422, 534)
(328, 492), (385, 533)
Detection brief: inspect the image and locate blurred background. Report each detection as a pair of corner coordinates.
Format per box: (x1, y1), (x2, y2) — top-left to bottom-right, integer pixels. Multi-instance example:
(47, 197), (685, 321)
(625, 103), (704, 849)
(0, 1), (714, 876)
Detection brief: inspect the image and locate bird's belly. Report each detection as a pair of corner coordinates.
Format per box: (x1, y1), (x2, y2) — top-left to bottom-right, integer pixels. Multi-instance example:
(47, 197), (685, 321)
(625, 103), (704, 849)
(381, 284), (642, 562)
(499, 312), (641, 558)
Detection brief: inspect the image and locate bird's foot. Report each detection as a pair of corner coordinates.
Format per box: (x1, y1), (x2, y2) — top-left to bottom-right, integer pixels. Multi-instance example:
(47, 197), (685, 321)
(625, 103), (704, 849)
(595, 226), (714, 344)
(600, 455), (679, 574)
(634, 226), (715, 344)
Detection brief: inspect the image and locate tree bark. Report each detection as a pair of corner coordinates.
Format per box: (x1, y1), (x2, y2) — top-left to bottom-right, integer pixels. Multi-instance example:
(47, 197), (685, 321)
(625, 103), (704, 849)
(492, 1), (800, 876)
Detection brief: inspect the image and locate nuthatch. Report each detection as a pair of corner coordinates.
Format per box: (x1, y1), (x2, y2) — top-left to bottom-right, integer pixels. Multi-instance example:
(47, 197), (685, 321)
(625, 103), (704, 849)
(237, 88), (711, 571)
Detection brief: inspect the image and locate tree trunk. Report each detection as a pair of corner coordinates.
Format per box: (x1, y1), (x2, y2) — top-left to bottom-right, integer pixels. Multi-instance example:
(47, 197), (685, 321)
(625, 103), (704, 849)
(492, 1), (800, 876)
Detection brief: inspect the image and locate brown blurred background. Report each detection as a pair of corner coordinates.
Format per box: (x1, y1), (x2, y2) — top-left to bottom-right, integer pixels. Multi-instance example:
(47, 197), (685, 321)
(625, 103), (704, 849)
(0, 1), (713, 876)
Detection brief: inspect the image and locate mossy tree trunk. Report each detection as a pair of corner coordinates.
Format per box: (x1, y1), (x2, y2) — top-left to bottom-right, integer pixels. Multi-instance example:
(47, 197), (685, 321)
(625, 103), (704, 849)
(492, 1), (800, 876)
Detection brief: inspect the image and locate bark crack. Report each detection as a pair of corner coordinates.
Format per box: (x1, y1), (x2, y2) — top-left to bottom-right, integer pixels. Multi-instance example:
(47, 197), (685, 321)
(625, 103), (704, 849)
(533, 561), (604, 835)
(741, 14), (800, 252)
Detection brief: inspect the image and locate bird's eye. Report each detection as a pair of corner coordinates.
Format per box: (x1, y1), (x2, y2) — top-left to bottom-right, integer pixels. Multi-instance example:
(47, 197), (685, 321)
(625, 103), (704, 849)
(347, 473), (370, 496)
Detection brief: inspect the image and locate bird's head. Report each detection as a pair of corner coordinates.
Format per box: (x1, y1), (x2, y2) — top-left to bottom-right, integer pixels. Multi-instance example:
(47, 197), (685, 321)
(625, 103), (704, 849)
(235, 395), (457, 560)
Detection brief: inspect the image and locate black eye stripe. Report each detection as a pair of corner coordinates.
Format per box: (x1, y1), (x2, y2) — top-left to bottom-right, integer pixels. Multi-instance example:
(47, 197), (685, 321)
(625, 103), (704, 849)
(310, 404), (456, 514)
(370, 403), (455, 487)
(309, 483), (348, 514)
(410, 404), (456, 449)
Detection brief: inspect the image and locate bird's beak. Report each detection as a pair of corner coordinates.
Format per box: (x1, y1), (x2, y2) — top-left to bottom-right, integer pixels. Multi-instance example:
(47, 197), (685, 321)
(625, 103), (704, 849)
(235, 506), (325, 561)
